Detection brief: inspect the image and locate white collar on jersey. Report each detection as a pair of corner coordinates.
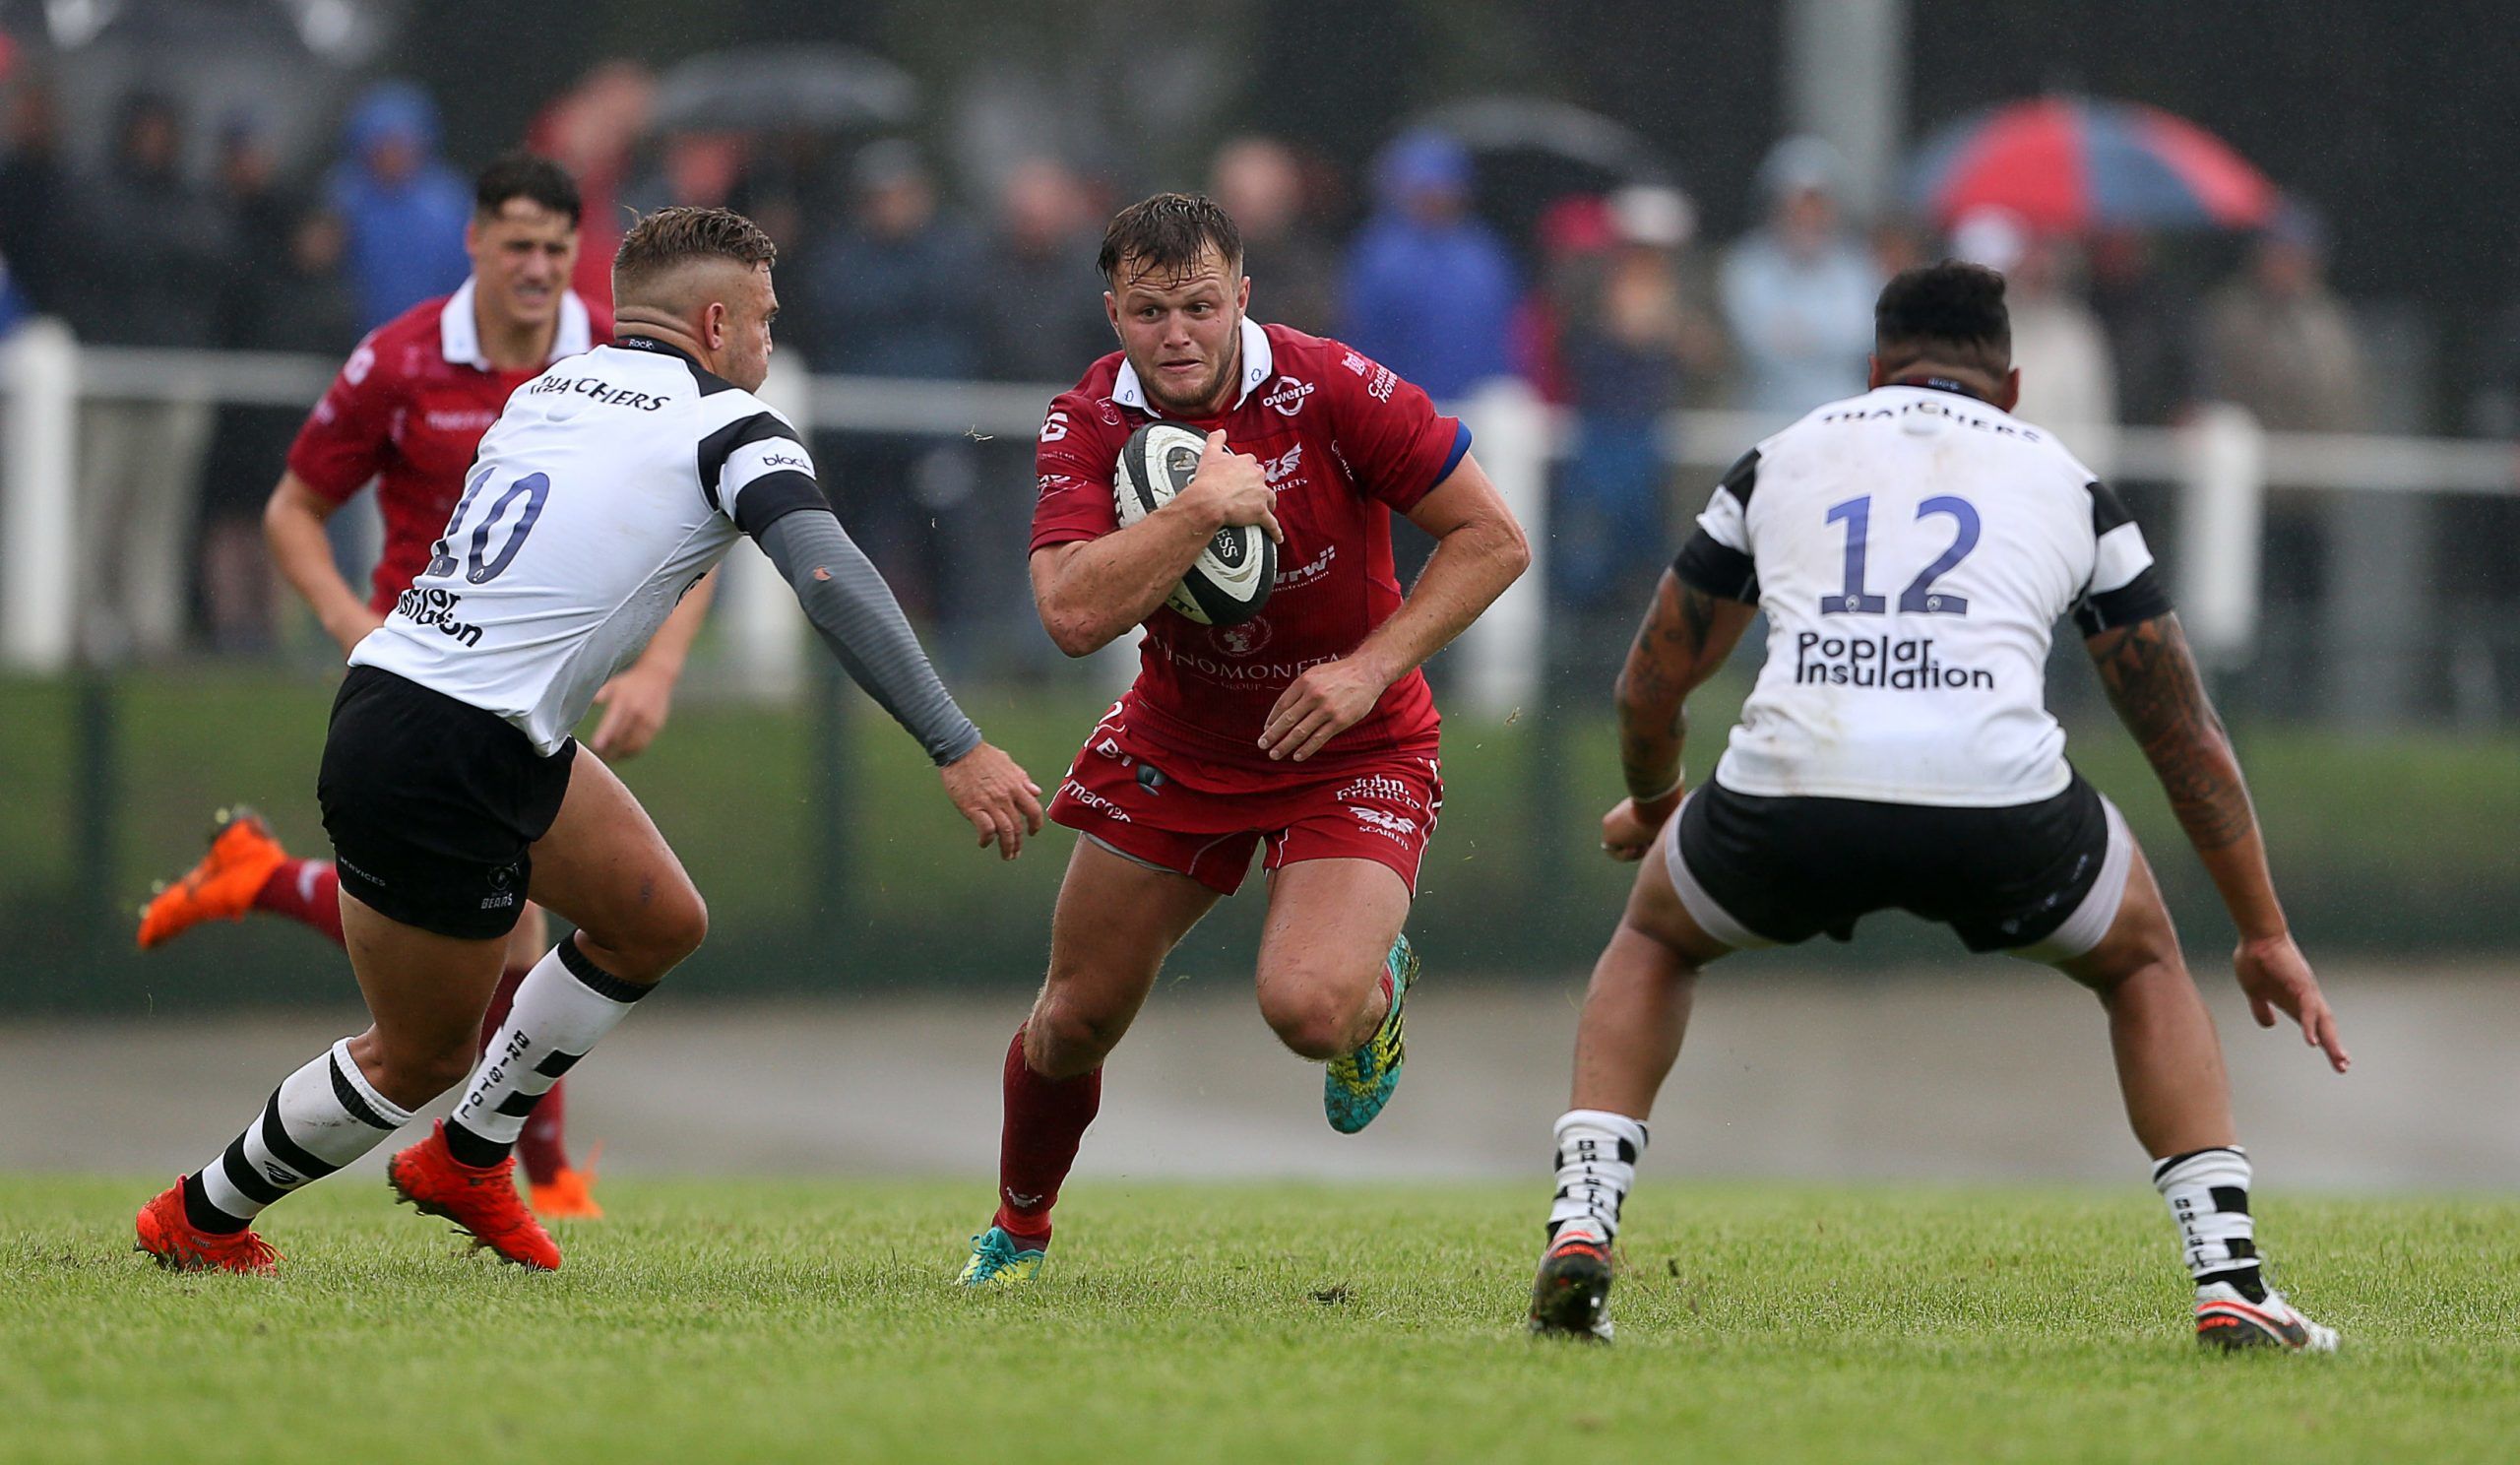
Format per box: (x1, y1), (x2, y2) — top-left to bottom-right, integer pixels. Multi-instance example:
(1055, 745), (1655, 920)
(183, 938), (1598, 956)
(1111, 316), (1273, 416)
(438, 277), (595, 371)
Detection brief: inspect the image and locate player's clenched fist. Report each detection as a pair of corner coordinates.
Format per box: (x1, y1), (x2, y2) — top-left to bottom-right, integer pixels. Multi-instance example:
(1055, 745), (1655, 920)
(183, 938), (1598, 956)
(1178, 429), (1283, 542)
(940, 742), (1045, 860)
(1260, 655), (1392, 763)
(1598, 793), (1680, 862)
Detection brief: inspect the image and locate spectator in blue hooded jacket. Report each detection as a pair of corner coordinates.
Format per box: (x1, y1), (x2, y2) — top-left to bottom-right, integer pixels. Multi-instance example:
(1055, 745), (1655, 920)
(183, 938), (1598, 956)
(1339, 130), (1519, 402)
(327, 80), (471, 330)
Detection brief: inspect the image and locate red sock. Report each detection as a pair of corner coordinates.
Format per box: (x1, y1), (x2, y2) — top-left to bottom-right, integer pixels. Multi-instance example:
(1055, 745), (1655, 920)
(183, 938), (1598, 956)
(252, 860), (345, 946)
(992, 1026), (1101, 1247)
(478, 961), (573, 1185)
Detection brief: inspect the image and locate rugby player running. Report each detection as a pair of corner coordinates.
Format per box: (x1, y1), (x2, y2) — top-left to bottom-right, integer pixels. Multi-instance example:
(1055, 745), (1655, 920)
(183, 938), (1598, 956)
(1522, 262), (2346, 1350)
(134, 154), (693, 1218)
(135, 206), (1041, 1276)
(957, 194), (1530, 1286)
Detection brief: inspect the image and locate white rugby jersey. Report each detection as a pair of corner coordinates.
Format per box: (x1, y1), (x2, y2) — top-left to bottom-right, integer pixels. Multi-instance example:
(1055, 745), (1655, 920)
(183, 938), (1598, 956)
(350, 336), (827, 755)
(1674, 381), (2171, 807)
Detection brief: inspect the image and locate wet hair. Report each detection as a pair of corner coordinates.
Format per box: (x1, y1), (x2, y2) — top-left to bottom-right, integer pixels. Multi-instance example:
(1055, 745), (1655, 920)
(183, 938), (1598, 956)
(1097, 192), (1242, 287)
(611, 206), (779, 304)
(473, 151), (583, 226)
(1874, 260), (2011, 374)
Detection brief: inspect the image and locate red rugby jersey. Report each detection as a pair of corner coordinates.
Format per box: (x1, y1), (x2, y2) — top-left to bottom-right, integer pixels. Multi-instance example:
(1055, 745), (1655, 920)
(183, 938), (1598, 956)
(1032, 319), (1471, 769)
(286, 279), (608, 612)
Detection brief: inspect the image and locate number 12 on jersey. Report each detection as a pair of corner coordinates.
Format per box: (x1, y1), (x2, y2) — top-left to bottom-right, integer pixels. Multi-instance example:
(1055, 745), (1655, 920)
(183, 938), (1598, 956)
(1820, 494), (1979, 616)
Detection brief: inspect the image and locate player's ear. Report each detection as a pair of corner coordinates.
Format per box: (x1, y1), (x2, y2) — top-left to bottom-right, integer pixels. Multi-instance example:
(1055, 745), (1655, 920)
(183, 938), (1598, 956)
(702, 300), (728, 351)
(1234, 273), (1250, 314)
(1864, 353), (1887, 391)
(1996, 366), (2022, 413)
(1102, 289), (1120, 339)
(463, 216), (482, 264)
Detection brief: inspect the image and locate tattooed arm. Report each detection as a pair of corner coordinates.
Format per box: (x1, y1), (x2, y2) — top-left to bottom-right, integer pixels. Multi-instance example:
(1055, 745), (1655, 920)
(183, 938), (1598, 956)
(2085, 612), (2280, 934)
(1603, 568), (1756, 860)
(2087, 612), (2350, 1071)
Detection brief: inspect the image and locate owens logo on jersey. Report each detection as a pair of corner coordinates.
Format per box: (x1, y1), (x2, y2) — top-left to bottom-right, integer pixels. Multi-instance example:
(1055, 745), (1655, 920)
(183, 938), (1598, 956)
(1672, 383), (2170, 808)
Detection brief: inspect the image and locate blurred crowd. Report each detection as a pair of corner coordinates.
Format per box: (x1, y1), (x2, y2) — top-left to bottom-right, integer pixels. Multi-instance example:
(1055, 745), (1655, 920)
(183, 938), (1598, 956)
(0, 62), (2420, 661)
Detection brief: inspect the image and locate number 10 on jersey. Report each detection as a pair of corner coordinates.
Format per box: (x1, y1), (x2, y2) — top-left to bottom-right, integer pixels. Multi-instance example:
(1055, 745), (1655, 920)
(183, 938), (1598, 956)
(427, 464), (552, 585)
(1820, 494), (1979, 616)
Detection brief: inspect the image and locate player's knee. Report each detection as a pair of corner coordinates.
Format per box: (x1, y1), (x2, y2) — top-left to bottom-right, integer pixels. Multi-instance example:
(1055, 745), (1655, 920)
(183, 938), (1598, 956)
(1028, 993), (1124, 1074)
(661, 888), (709, 962)
(359, 1035), (478, 1110)
(1258, 980), (1359, 1060)
(590, 883), (708, 978)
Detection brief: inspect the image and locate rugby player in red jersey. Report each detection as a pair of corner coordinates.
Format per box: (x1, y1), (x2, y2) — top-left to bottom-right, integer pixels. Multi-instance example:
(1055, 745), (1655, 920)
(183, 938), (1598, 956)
(133, 154), (693, 1219)
(956, 194), (1530, 1285)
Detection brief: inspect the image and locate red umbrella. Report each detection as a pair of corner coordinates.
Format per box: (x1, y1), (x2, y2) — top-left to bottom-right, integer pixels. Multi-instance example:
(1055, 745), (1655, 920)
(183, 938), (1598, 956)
(1909, 96), (2280, 233)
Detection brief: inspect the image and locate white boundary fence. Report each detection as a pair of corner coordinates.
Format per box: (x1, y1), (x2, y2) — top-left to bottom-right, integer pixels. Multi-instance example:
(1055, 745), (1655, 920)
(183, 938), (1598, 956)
(6, 324), (2517, 716)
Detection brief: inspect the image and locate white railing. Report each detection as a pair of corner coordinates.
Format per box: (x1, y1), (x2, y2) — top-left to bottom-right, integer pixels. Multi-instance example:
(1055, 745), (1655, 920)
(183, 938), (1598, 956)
(7, 325), (2517, 713)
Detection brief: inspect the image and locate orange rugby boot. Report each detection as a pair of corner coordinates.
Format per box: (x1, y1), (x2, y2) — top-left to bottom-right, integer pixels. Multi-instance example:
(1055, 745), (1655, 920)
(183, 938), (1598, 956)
(387, 1120), (563, 1270)
(529, 1162), (605, 1221)
(136, 806), (289, 950)
(134, 1180), (281, 1277)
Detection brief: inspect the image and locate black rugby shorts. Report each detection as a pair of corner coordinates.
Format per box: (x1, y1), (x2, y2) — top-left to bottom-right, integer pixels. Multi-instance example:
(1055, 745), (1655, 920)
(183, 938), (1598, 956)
(1664, 772), (2129, 958)
(317, 667), (575, 941)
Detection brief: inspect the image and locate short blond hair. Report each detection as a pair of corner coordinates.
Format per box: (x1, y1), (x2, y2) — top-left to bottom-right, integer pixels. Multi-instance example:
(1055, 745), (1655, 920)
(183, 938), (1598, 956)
(612, 206), (779, 306)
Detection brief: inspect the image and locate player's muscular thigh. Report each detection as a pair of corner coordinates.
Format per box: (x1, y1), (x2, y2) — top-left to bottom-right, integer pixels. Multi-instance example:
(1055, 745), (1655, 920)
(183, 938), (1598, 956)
(1254, 860), (1410, 1059)
(526, 747), (708, 983)
(1027, 840), (1217, 1077)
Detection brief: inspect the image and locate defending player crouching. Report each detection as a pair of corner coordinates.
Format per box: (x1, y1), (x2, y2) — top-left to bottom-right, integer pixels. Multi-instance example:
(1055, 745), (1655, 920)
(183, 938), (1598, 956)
(957, 194), (1530, 1285)
(135, 207), (1041, 1277)
(1523, 262), (2349, 1350)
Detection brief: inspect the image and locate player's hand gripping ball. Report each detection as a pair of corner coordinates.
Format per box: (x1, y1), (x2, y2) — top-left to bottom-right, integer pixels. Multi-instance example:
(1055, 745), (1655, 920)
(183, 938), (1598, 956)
(1113, 422), (1275, 625)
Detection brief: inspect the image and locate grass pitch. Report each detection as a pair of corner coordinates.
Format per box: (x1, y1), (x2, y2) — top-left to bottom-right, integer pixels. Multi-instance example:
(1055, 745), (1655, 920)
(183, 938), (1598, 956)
(6, 1176), (2518, 1464)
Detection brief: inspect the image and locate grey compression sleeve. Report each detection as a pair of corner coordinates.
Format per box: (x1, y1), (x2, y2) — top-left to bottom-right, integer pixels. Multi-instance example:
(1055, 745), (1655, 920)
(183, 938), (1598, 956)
(750, 508), (982, 766)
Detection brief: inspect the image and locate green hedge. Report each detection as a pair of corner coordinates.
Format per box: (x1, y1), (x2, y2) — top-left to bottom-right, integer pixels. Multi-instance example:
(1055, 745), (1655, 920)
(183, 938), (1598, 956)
(1, 669), (2513, 1013)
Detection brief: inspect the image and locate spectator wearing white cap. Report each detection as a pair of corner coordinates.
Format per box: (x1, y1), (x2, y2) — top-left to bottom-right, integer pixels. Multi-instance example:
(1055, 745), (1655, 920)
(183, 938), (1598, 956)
(1718, 136), (1880, 415)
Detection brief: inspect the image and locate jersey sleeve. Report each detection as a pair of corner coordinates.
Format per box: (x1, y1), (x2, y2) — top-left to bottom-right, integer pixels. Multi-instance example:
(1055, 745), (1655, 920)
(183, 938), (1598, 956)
(284, 332), (396, 502)
(1670, 449), (1761, 603)
(2070, 479), (2174, 634)
(1029, 391), (1121, 553)
(1325, 347), (1471, 515)
(699, 403), (829, 538)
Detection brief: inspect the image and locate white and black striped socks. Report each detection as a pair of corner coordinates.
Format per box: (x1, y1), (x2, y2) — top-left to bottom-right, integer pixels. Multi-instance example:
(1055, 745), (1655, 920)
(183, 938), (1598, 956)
(184, 1039), (413, 1233)
(445, 936), (653, 1168)
(2153, 1145), (2266, 1301)
(1546, 1109), (1649, 1245)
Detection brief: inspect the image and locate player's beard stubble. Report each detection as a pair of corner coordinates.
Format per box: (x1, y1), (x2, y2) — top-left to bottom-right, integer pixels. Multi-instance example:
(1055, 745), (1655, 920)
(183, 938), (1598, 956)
(1139, 320), (1240, 418)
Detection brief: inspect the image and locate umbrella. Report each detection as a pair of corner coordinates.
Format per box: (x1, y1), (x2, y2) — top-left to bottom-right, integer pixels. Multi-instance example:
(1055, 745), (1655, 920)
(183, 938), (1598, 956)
(1909, 96), (2278, 233)
(1407, 96), (1676, 189)
(650, 45), (917, 134)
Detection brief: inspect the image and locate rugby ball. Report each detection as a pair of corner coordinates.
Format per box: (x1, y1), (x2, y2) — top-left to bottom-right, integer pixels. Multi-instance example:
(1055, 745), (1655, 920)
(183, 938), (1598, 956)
(1112, 421), (1274, 626)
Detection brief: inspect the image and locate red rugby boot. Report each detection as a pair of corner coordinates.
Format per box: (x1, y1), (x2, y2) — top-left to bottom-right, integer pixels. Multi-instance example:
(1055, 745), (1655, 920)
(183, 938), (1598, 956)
(386, 1120), (562, 1271)
(134, 1180), (280, 1277)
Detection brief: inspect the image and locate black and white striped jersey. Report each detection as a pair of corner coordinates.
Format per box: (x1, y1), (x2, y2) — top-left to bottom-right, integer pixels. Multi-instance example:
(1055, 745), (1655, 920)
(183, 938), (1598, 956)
(1672, 382), (2170, 808)
(349, 336), (825, 755)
